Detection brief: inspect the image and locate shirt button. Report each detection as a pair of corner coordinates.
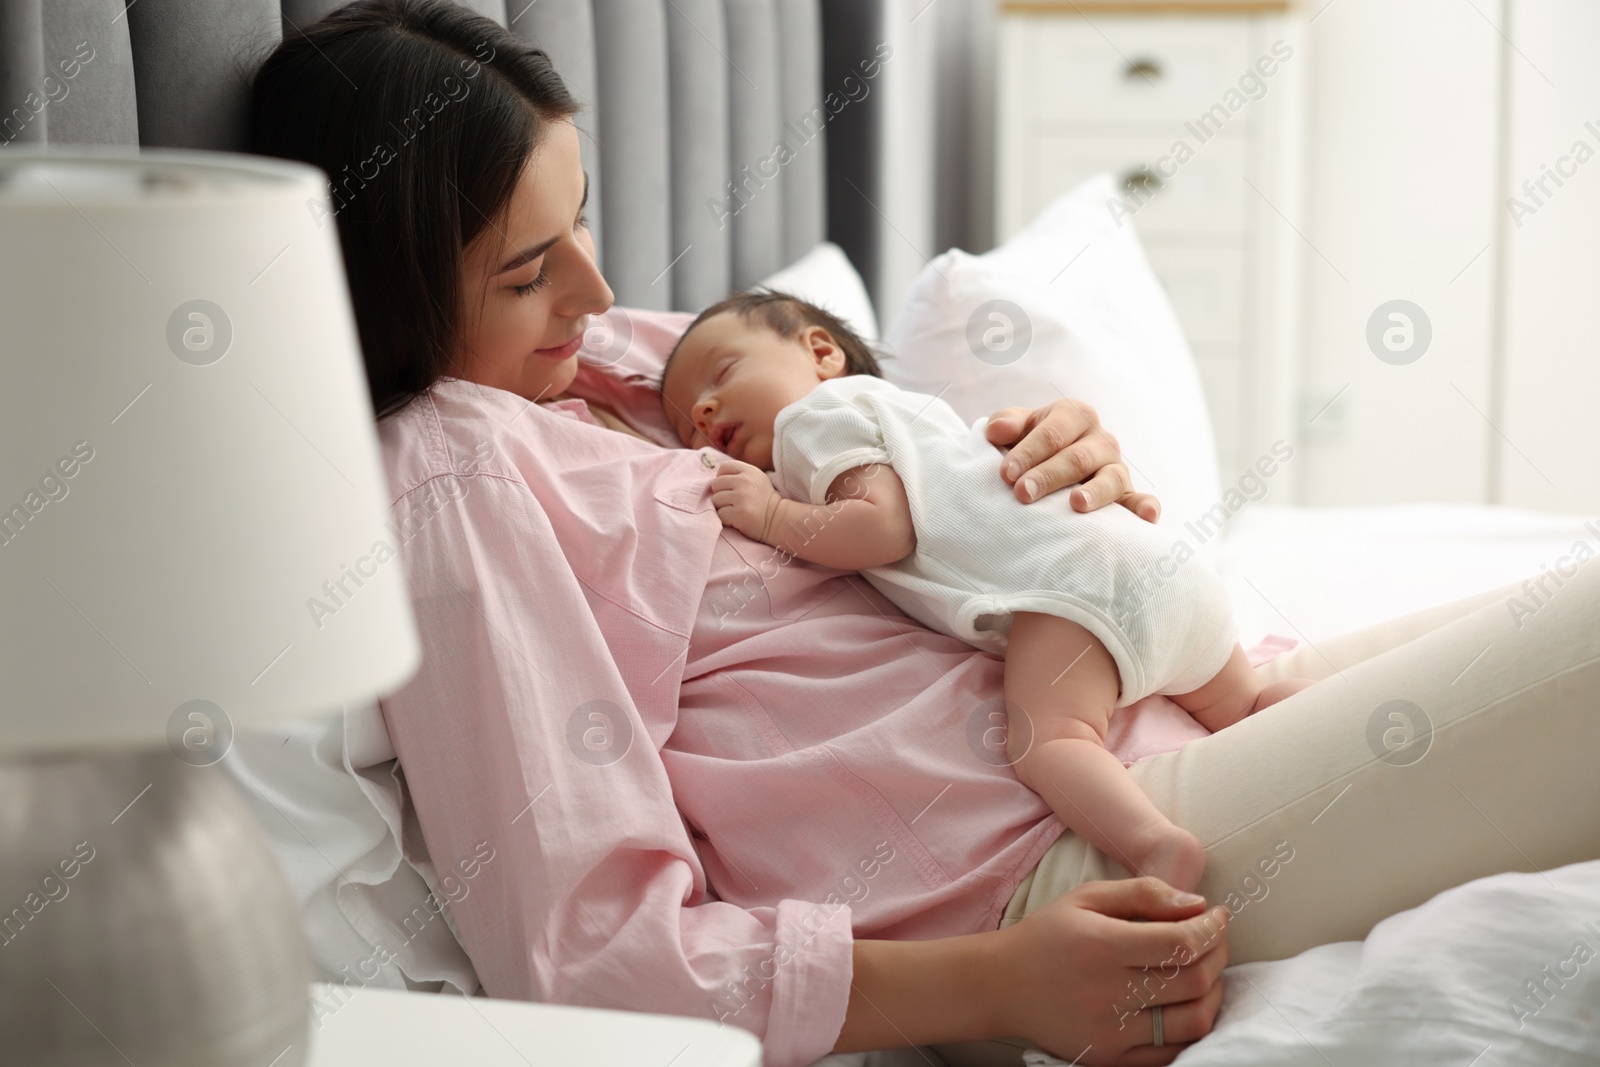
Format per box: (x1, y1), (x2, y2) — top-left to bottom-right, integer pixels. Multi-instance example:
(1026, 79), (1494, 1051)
(701, 452), (717, 469)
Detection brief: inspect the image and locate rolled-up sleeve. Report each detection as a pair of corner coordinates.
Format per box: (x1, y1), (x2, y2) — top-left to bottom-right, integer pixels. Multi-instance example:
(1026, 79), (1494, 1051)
(378, 470), (854, 1067)
(771, 378), (892, 506)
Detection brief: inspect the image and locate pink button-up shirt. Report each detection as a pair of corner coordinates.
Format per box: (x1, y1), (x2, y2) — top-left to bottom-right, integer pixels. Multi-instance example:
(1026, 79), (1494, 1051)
(375, 314), (1072, 1066)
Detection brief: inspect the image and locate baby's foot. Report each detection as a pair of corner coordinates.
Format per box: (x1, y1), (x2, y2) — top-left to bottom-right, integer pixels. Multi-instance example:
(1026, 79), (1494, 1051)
(1130, 823), (1206, 894)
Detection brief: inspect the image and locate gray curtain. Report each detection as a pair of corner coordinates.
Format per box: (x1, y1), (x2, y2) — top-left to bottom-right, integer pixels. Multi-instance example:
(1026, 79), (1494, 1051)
(1, 0), (880, 311)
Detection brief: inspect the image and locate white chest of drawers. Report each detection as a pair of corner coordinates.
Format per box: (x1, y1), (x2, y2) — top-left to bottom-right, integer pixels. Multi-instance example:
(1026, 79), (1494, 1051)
(996, 1), (1303, 488)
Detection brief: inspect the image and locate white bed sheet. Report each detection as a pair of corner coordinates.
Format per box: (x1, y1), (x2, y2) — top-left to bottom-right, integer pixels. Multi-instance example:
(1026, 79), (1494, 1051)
(1216, 503), (1597, 648)
(1164, 859), (1600, 1066)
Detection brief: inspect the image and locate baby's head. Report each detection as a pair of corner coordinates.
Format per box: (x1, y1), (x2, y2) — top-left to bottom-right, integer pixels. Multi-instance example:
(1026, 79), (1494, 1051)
(660, 290), (881, 469)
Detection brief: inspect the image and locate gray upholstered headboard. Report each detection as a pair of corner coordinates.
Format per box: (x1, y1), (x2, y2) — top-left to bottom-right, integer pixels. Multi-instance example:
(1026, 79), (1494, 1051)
(0, 0), (885, 312)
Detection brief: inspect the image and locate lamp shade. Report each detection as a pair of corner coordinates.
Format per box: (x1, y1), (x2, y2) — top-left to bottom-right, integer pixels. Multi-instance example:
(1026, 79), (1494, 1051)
(0, 150), (420, 755)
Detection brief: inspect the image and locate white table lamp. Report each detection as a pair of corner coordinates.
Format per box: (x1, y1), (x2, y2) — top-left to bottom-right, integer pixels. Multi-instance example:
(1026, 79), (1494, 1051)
(0, 149), (421, 1067)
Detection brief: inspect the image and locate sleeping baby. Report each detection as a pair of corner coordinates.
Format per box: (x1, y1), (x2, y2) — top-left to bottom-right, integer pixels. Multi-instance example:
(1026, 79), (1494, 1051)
(659, 290), (1312, 892)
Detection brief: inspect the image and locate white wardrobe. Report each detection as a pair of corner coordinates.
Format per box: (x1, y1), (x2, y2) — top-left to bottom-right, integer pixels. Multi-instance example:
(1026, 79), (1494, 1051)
(997, 0), (1600, 513)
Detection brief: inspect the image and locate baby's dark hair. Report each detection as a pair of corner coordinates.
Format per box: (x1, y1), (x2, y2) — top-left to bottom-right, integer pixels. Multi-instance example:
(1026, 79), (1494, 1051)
(664, 288), (882, 384)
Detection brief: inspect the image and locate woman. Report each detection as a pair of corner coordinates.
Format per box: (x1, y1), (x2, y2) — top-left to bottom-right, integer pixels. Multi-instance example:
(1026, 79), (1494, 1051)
(250, 4), (1600, 1066)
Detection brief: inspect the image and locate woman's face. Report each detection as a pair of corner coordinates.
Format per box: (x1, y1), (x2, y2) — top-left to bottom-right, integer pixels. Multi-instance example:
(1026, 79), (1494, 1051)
(450, 119), (612, 402)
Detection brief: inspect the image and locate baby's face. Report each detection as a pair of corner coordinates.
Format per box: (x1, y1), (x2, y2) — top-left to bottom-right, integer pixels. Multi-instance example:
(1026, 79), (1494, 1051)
(661, 311), (840, 469)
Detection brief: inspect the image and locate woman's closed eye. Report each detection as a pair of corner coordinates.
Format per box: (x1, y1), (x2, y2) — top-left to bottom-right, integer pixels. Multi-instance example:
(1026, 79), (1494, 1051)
(514, 270), (550, 296)
(512, 215), (589, 297)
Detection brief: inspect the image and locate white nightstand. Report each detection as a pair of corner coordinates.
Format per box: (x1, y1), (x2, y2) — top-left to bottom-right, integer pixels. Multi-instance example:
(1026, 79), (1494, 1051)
(303, 984), (763, 1066)
(996, 0), (1303, 486)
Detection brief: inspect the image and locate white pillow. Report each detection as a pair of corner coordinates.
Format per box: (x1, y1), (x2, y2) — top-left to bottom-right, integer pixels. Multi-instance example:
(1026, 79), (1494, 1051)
(224, 704), (480, 999)
(882, 174), (1221, 538)
(755, 241), (879, 343)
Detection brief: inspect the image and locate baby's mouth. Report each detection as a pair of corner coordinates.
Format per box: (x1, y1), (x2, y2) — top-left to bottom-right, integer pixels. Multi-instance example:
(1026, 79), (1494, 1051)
(716, 422), (741, 452)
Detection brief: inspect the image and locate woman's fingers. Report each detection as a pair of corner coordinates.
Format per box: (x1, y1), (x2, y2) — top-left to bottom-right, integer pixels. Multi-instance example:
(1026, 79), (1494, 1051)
(1061, 982), (1224, 1067)
(1069, 875), (1209, 922)
(1072, 470), (1162, 523)
(1122, 491), (1162, 524)
(982, 405), (1038, 449)
(1113, 980), (1226, 1066)
(1121, 905), (1232, 969)
(1131, 927), (1230, 1005)
(984, 400), (1098, 476)
(1012, 429), (1121, 504)
(1068, 876), (1230, 970)
(986, 402), (1103, 495)
(983, 398), (1166, 520)
(1067, 462), (1131, 511)
(996, 877), (1231, 1067)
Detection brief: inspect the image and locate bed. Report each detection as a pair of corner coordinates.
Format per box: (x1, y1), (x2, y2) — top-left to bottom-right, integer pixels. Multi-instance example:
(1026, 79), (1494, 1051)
(14, 0), (1598, 1063)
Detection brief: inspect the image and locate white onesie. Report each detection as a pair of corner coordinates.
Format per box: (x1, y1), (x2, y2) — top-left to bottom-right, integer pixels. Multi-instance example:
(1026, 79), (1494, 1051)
(770, 376), (1237, 706)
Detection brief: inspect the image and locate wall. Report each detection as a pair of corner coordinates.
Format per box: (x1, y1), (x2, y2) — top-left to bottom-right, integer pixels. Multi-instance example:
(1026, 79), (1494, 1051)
(1294, 0), (1503, 506)
(1496, 0), (1600, 514)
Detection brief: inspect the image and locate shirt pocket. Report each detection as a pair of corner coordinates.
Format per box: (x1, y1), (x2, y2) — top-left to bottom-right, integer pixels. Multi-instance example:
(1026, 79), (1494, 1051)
(652, 450), (720, 514)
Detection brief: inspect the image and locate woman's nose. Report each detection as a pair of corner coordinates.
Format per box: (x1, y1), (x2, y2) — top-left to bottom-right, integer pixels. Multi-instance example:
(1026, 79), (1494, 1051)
(563, 232), (614, 319)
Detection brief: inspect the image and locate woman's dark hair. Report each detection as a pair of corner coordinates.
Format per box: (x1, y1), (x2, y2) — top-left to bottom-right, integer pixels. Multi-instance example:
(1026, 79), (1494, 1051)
(665, 289), (883, 384)
(250, 0), (579, 419)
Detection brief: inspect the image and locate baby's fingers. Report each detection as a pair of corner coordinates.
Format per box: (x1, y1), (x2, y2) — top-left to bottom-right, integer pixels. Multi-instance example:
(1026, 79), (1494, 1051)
(710, 474), (754, 493)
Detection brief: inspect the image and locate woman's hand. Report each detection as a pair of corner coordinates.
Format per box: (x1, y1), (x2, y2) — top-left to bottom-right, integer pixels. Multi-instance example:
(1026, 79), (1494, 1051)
(989, 878), (1231, 1065)
(986, 399), (1161, 522)
(836, 877), (1229, 1063)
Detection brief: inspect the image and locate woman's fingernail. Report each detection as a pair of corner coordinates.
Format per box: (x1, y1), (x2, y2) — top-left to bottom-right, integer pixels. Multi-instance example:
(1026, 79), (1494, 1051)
(1174, 891), (1205, 906)
(1020, 476), (1036, 501)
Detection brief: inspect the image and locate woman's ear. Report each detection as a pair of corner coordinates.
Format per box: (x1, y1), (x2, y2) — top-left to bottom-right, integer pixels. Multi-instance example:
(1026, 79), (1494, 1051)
(802, 324), (847, 379)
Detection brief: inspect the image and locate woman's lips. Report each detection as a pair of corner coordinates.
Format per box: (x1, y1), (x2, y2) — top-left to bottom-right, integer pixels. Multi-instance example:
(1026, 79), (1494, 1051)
(533, 332), (585, 361)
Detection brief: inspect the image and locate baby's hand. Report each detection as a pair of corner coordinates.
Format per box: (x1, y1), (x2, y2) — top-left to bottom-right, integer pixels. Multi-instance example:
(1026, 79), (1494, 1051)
(711, 460), (781, 542)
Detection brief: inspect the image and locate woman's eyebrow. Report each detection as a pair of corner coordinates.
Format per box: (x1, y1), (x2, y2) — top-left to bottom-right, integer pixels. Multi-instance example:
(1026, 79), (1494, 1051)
(495, 174), (590, 275)
(496, 237), (558, 275)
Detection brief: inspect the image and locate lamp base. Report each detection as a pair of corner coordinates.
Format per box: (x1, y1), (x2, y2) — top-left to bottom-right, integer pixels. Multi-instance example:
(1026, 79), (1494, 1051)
(0, 748), (311, 1066)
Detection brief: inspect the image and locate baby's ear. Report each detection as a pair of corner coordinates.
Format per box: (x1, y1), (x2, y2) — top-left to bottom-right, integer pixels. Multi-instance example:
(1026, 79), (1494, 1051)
(803, 325), (847, 378)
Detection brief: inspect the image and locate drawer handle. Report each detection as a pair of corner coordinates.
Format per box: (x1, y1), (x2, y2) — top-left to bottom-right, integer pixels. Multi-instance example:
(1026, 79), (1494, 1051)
(1121, 165), (1163, 197)
(1124, 57), (1164, 82)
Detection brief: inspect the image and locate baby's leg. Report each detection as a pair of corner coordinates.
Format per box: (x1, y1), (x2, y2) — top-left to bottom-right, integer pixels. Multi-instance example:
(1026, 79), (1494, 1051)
(1006, 612), (1205, 892)
(1173, 645), (1314, 733)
